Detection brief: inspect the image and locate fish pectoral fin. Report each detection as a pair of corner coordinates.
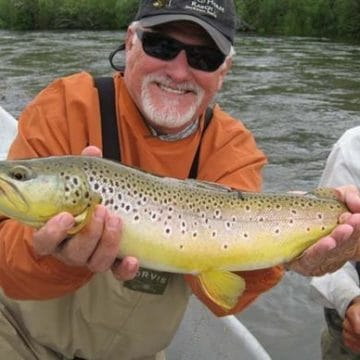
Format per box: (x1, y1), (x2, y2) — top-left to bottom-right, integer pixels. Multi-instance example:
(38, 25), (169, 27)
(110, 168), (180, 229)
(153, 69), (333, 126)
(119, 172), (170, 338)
(67, 192), (102, 235)
(198, 270), (246, 311)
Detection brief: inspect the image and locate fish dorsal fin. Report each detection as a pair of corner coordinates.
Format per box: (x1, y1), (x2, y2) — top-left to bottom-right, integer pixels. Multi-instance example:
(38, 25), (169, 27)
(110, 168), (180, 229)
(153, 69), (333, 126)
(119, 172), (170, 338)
(198, 270), (246, 311)
(184, 179), (244, 197)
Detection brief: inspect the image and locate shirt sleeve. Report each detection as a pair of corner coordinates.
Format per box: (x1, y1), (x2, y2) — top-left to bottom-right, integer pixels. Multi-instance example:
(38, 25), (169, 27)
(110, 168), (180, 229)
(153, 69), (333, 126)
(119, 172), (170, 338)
(0, 219), (93, 300)
(0, 73), (99, 299)
(320, 127), (360, 187)
(310, 262), (360, 318)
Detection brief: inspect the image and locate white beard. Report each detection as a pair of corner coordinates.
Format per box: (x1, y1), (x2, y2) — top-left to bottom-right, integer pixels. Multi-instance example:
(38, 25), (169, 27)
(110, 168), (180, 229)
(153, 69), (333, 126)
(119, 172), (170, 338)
(140, 74), (204, 129)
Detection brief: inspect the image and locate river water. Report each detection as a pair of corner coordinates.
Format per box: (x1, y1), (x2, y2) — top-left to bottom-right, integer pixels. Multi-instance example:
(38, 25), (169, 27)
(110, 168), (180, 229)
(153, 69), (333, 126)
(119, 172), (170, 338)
(1, 30), (360, 359)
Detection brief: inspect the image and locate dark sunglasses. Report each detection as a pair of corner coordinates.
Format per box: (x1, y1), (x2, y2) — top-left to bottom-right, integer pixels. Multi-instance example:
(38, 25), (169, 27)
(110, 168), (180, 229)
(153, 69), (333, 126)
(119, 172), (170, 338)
(136, 29), (226, 72)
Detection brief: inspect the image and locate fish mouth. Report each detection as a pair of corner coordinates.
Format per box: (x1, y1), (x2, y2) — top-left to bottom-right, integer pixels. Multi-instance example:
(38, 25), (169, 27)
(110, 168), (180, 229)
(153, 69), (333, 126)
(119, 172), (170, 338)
(0, 177), (29, 213)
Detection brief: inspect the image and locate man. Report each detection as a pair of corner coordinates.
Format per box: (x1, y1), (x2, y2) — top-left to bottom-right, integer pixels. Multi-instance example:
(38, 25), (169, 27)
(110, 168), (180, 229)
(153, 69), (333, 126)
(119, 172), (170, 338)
(1, 1), (360, 359)
(311, 127), (360, 359)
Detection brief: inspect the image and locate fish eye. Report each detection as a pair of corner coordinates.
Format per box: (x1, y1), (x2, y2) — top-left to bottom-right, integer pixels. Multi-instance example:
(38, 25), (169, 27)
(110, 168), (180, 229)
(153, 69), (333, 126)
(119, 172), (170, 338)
(9, 166), (33, 181)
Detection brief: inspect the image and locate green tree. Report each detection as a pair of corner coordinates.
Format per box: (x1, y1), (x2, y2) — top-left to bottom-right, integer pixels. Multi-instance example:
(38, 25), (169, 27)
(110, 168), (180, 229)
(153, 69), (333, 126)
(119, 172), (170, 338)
(115, 0), (138, 28)
(334, 0), (360, 39)
(0, 0), (38, 30)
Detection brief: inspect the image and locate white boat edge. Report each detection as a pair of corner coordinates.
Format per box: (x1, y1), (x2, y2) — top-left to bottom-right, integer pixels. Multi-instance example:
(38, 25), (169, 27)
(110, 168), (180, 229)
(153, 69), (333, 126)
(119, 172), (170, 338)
(166, 295), (271, 360)
(0, 105), (17, 160)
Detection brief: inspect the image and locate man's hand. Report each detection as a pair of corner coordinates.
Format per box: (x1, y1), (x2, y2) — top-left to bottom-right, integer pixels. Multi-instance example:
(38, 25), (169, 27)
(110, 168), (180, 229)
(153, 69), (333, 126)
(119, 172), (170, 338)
(343, 296), (360, 353)
(32, 146), (139, 280)
(286, 186), (360, 276)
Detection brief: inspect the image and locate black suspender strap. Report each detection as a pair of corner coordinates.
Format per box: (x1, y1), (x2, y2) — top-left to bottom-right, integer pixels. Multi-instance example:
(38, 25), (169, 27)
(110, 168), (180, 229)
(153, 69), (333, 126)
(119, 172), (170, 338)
(94, 75), (212, 178)
(94, 77), (121, 162)
(188, 106), (213, 179)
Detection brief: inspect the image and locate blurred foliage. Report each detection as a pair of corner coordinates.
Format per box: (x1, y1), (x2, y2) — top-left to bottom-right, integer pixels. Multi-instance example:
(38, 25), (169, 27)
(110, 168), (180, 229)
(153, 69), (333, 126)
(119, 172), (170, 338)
(0, 0), (358, 40)
(0, 0), (138, 30)
(235, 0), (360, 40)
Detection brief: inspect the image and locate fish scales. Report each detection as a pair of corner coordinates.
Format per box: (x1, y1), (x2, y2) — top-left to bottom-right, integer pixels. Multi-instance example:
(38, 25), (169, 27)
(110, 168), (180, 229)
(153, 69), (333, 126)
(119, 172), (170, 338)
(0, 156), (347, 310)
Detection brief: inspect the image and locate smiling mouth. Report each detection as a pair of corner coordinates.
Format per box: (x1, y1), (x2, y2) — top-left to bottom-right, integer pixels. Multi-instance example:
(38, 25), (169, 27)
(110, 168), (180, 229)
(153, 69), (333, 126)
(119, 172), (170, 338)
(157, 82), (195, 95)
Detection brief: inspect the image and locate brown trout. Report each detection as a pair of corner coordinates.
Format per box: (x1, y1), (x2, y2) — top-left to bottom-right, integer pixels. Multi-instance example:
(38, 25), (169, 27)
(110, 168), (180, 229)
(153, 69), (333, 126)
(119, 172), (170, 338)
(0, 156), (347, 310)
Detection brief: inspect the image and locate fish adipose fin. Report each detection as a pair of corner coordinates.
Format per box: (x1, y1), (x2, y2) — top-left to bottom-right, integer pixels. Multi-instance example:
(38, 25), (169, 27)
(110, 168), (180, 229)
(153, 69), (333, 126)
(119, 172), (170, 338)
(67, 192), (102, 235)
(198, 270), (246, 311)
(308, 188), (339, 200)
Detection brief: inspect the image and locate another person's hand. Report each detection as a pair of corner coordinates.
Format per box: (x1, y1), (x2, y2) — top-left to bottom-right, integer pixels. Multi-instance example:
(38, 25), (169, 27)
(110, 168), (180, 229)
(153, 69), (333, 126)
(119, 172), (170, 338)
(343, 296), (360, 353)
(32, 146), (139, 280)
(285, 186), (360, 276)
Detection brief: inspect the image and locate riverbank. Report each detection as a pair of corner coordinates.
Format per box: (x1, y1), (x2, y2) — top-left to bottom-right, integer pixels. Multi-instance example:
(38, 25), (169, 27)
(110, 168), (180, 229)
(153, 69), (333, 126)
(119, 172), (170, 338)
(0, 0), (359, 41)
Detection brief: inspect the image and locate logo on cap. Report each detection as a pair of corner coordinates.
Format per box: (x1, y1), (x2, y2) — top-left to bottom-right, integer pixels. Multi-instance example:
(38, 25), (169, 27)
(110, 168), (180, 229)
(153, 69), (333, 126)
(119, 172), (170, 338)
(185, 1), (225, 18)
(153, 0), (168, 8)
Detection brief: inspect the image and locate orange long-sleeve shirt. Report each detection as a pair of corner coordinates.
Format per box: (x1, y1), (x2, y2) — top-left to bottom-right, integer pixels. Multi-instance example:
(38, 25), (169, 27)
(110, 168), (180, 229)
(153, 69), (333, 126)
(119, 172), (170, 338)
(0, 71), (283, 315)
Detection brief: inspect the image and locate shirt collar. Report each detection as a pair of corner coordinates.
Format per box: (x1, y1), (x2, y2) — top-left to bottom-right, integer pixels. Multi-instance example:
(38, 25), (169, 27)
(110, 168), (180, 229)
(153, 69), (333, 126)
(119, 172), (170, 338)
(148, 119), (199, 142)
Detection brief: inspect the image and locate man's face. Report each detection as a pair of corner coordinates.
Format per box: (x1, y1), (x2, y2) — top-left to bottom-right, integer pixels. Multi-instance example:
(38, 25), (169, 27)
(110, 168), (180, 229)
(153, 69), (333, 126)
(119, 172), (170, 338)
(124, 21), (231, 134)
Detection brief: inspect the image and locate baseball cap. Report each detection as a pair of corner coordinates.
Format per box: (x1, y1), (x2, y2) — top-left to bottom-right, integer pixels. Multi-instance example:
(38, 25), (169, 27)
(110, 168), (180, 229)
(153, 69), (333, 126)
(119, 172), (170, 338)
(134, 0), (236, 55)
